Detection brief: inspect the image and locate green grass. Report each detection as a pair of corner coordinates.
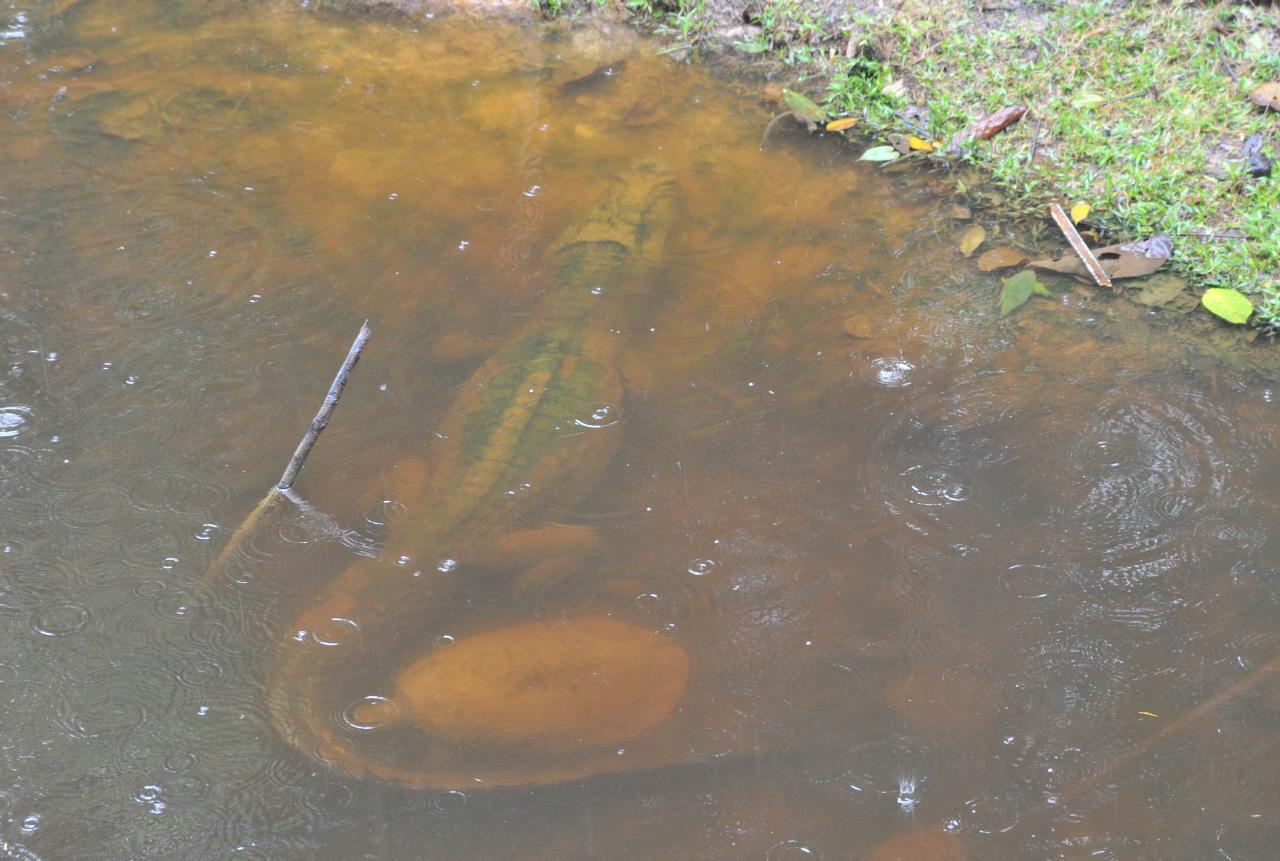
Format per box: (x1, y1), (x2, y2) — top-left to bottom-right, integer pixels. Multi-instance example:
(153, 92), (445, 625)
(873, 0), (1279, 323)
(546, 0), (1280, 328)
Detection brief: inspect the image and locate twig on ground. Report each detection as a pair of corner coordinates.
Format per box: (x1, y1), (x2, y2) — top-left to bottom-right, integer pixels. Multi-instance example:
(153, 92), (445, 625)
(1050, 202), (1112, 288)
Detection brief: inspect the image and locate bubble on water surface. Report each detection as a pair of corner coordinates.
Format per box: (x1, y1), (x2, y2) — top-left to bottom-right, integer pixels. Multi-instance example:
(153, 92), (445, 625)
(686, 558), (717, 577)
(870, 357), (915, 388)
(573, 403), (620, 429)
(341, 695), (397, 731)
(132, 784), (166, 815)
(0, 405), (31, 439)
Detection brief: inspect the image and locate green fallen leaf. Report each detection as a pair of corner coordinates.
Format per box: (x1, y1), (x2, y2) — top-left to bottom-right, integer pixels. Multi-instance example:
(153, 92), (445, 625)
(783, 88), (827, 123)
(859, 145), (900, 162)
(999, 270), (1046, 316)
(1072, 93), (1105, 108)
(1201, 287), (1253, 325)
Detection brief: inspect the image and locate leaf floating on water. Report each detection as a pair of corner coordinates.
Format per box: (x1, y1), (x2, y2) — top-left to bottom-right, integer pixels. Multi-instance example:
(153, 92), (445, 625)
(1248, 81), (1280, 111)
(977, 246), (1029, 271)
(1029, 233), (1173, 282)
(1133, 276), (1187, 307)
(825, 117), (858, 132)
(1070, 202), (1091, 224)
(998, 269), (1044, 316)
(1201, 288), (1253, 324)
(783, 88), (828, 123)
(907, 135), (935, 153)
(959, 224), (986, 257)
(859, 145), (900, 162)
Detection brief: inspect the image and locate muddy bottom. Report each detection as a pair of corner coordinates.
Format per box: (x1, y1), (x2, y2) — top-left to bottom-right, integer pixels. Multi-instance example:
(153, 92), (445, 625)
(0, 1), (1277, 859)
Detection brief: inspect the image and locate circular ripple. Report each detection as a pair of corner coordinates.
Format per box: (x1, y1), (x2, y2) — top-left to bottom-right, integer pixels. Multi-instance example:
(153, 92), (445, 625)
(686, 726), (738, 761)
(1064, 389), (1240, 569)
(1014, 629), (1128, 726)
(30, 602), (91, 636)
(778, 660), (865, 715)
(123, 467), (232, 516)
(340, 695), (398, 731)
(962, 794), (1021, 835)
(840, 734), (943, 802)
(310, 617), (360, 648)
(686, 557), (719, 577)
(765, 839), (822, 860)
(429, 790), (469, 816)
(163, 751), (199, 773)
(573, 402), (621, 429)
(175, 658), (226, 688)
(66, 694), (148, 739)
(999, 563), (1058, 600)
(867, 356), (915, 388)
(858, 399), (1021, 550)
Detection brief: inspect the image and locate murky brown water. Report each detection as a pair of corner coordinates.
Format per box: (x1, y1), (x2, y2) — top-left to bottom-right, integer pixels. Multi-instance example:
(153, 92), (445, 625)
(2, 1), (1279, 858)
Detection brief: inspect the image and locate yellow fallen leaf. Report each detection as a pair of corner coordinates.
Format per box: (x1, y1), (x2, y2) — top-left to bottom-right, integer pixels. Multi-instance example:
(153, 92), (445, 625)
(1070, 202), (1091, 224)
(907, 135), (935, 153)
(825, 117), (858, 132)
(1137, 711), (1160, 718)
(959, 224), (986, 257)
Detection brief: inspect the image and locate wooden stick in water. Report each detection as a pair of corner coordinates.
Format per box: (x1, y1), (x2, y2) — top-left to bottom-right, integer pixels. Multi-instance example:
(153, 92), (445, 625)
(1055, 652), (1280, 806)
(1050, 202), (1112, 288)
(278, 320), (373, 490)
(202, 320), (373, 594)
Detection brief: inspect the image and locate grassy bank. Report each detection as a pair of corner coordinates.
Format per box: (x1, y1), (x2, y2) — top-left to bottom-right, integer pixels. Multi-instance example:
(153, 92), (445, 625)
(553, 0), (1280, 327)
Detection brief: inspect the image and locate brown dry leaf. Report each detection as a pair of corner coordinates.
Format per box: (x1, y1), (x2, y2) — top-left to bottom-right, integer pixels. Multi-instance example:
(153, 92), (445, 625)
(1249, 82), (1280, 111)
(951, 105), (1028, 149)
(1029, 233), (1173, 282)
(959, 224), (986, 257)
(825, 117), (858, 132)
(977, 246), (1029, 271)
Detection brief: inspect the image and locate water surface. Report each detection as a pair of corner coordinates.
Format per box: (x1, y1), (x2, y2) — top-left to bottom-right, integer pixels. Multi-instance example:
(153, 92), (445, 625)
(1, 2), (1278, 858)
